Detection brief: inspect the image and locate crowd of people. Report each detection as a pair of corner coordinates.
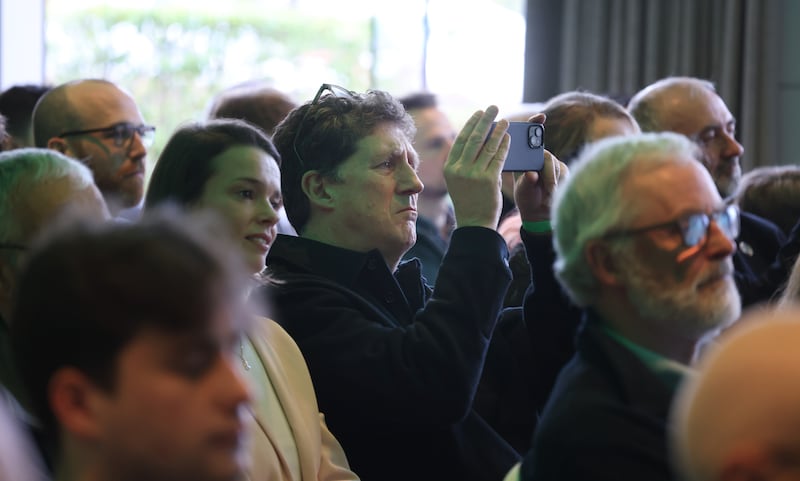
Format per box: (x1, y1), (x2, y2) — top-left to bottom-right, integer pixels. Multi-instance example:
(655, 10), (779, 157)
(1, 74), (800, 481)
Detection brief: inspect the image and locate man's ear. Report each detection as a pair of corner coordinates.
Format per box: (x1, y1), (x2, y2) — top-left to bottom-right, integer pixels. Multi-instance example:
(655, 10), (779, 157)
(49, 367), (107, 441)
(46, 137), (70, 155)
(301, 170), (336, 211)
(585, 239), (625, 287)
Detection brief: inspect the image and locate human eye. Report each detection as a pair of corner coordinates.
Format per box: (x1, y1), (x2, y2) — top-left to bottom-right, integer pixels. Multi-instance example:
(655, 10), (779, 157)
(426, 137), (447, 151)
(172, 346), (215, 380)
(270, 195), (283, 210)
(697, 128), (718, 144)
(375, 158), (395, 170)
(236, 189), (255, 200)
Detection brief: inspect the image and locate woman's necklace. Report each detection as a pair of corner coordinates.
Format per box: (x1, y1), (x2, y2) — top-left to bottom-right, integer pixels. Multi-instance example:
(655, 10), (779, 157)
(240, 339), (252, 371)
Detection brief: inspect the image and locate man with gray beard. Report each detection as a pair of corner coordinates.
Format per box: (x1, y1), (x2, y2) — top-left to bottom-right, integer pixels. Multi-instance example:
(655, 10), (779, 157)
(512, 133), (741, 481)
(628, 77), (794, 306)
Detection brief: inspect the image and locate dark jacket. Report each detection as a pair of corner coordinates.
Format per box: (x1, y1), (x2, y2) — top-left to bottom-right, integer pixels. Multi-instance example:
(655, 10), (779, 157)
(734, 211), (796, 306)
(474, 229), (581, 454)
(262, 227), (520, 481)
(519, 311), (679, 481)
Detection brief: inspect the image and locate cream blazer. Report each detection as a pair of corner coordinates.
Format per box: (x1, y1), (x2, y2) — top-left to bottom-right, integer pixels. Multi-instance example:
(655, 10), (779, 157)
(246, 317), (359, 481)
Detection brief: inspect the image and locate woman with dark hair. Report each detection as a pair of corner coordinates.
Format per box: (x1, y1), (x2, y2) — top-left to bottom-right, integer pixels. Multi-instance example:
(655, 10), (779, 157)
(145, 119), (358, 481)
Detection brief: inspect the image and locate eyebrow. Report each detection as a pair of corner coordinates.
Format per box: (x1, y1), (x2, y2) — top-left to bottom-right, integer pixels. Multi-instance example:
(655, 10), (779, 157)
(231, 177), (265, 186)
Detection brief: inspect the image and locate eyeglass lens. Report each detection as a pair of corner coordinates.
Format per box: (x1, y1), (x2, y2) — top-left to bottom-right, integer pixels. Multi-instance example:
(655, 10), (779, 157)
(684, 206), (738, 247)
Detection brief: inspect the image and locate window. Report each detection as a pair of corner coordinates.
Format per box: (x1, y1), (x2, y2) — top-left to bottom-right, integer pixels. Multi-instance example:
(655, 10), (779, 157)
(46, 0), (525, 160)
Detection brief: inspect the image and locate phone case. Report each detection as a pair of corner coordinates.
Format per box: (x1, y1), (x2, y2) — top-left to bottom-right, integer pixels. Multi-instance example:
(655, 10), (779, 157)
(501, 122), (545, 172)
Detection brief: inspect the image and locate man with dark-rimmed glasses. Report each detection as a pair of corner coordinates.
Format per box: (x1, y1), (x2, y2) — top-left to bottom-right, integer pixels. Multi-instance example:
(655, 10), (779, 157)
(32, 79), (154, 218)
(264, 84), (520, 481)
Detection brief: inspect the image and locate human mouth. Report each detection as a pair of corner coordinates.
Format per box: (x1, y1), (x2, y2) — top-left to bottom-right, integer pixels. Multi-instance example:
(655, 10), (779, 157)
(245, 233), (273, 253)
(121, 168), (144, 180)
(697, 262), (733, 290)
(209, 426), (246, 451)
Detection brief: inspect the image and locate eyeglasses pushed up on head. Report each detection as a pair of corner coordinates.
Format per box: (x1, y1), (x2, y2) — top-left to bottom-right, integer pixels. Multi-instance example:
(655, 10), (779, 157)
(292, 83), (356, 168)
(59, 122), (156, 149)
(603, 204), (740, 260)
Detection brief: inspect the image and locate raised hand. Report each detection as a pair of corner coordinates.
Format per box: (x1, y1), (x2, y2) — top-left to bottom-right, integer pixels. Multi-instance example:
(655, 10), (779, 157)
(445, 106), (510, 229)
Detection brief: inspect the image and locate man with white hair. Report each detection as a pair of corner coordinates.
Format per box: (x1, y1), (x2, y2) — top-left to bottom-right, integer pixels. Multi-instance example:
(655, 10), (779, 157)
(671, 307), (800, 481)
(516, 132), (741, 481)
(0, 148), (110, 474)
(0, 148), (110, 404)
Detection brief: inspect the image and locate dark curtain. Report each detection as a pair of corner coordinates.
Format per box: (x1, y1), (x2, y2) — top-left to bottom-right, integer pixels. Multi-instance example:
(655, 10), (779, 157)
(524, 0), (784, 170)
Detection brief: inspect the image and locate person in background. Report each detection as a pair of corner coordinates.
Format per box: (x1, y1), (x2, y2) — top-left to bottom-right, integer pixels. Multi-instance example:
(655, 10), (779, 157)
(0, 84), (51, 149)
(398, 92), (457, 283)
(0, 147), (110, 474)
(0, 148), (110, 410)
(734, 164), (800, 237)
(33, 79), (154, 219)
(145, 118), (358, 481)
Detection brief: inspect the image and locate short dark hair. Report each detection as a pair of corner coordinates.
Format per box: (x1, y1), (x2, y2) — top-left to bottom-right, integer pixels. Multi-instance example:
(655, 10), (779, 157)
(543, 91), (636, 164)
(399, 92), (438, 111)
(145, 118), (280, 209)
(736, 165), (800, 236)
(208, 83), (297, 137)
(11, 212), (246, 442)
(272, 88), (413, 233)
(0, 84), (51, 146)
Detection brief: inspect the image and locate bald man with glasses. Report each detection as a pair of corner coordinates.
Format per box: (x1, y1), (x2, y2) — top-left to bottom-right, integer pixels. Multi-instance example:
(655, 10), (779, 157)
(33, 79), (154, 218)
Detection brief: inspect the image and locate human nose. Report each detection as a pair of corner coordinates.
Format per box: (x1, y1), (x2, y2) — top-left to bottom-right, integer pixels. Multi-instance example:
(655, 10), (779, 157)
(218, 354), (254, 409)
(257, 199), (280, 228)
(399, 161), (424, 195)
(126, 130), (147, 160)
(704, 219), (737, 259)
(720, 130), (744, 159)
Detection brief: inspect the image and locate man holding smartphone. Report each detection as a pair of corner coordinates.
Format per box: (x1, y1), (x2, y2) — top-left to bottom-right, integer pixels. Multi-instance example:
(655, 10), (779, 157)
(264, 85), (519, 481)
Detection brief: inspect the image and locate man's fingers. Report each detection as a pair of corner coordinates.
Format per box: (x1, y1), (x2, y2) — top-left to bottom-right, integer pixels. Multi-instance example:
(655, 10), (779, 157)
(449, 110), (483, 163)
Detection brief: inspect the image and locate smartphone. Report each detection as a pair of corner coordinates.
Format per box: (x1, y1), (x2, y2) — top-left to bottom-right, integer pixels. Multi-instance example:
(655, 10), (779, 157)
(491, 121), (545, 172)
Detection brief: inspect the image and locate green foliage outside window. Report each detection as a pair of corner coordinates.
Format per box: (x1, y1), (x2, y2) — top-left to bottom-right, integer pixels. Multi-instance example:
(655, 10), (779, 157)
(46, 4), (373, 163)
